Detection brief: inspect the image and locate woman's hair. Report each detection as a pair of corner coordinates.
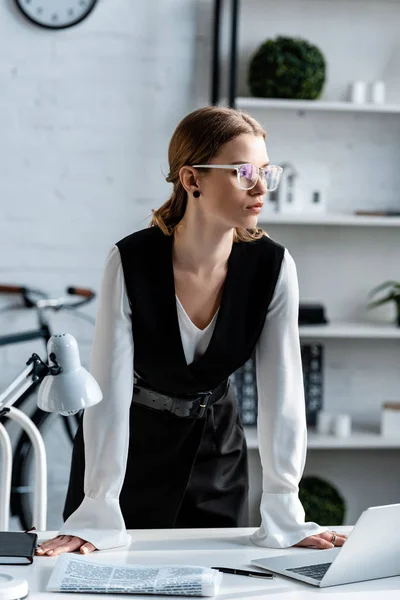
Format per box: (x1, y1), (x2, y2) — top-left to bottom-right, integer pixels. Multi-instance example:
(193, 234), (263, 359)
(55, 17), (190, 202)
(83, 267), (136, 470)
(149, 106), (267, 242)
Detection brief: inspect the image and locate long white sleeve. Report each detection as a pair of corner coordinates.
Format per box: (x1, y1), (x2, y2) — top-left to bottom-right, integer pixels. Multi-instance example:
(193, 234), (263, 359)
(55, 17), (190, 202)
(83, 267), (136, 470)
(250, 249), (328, 548)
(58, 245), (133, 550)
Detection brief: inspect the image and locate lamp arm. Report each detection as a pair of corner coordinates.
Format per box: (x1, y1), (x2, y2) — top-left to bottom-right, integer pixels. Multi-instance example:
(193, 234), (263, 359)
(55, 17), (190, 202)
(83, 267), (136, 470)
(0, 353), (58, 414)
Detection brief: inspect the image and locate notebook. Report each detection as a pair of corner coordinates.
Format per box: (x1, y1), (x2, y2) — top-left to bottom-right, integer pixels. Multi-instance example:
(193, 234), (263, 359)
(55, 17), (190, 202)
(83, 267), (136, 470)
(0, 532), (37, 565)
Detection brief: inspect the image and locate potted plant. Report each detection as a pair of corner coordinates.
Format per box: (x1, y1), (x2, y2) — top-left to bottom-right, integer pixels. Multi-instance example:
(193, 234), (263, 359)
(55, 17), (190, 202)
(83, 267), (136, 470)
(248, 36), (326, 100)
(367, 280), (400, 326)
(299, 476), (346, 526)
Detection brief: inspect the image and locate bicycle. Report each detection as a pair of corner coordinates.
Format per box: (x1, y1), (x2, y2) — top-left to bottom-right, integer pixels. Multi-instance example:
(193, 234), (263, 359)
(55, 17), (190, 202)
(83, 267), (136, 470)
(0, 284), (96, 531)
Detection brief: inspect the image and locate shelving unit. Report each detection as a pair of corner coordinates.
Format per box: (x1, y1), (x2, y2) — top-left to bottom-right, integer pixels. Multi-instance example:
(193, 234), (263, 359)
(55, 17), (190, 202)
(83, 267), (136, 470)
(212, 0), (400, 526)
(260, 213), (400, 227)
(299, 322), (400, 340)
(236, 97), (400, 115)
(244, 427), (400, 450)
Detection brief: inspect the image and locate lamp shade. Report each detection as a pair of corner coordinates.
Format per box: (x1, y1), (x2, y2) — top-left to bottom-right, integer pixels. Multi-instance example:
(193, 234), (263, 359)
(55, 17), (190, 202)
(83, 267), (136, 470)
(37, 334), (102, 416)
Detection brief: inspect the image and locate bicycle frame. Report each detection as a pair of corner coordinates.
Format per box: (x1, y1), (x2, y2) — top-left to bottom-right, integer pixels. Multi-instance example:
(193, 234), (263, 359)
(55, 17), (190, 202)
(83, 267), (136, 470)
(0, 326), (51, 348)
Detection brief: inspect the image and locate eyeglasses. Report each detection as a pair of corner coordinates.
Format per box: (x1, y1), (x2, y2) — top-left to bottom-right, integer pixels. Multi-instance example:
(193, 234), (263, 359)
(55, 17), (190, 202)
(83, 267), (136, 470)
(191, 163), (283, 191)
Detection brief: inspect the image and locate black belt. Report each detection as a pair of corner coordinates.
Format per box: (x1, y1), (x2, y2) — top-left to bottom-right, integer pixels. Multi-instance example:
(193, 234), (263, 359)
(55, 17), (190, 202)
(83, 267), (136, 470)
(132, 376), (229, 419)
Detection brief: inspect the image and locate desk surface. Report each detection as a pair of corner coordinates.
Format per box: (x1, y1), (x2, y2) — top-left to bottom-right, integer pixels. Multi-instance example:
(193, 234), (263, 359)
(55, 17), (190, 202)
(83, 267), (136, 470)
(2, 527), (400, 599)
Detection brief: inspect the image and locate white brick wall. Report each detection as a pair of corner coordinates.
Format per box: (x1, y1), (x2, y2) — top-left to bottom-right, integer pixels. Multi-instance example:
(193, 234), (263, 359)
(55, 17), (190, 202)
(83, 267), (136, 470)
(0, 0), (213, 384)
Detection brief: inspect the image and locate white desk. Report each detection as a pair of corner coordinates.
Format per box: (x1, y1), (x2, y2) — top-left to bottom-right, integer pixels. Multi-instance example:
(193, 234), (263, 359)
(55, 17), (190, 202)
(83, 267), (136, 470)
(2, 527), (400, 598)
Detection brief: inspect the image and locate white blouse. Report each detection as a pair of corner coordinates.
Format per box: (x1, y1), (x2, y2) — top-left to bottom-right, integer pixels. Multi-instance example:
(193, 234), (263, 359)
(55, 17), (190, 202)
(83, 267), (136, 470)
(58, 244), (327, 549)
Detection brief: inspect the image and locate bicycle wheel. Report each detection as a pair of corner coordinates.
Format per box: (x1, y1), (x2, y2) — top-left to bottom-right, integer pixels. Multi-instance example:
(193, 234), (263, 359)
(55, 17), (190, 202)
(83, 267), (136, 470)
(12, 406), (80, 531)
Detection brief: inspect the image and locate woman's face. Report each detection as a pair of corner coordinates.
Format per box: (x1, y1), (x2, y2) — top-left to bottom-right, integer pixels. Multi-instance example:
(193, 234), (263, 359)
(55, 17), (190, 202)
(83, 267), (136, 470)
(193, 133), (270, 230)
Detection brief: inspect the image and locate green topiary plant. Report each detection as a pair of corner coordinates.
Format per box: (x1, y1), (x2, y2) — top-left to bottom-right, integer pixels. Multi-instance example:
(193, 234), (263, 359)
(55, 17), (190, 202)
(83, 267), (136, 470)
(367, 280), (400, 327)
(299, 476), (346, 526)
(248, 36), (326, 100)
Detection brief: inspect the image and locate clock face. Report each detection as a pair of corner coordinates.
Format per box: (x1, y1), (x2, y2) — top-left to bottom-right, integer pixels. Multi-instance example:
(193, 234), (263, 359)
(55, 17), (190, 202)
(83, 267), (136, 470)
(15, 0), (98, 29)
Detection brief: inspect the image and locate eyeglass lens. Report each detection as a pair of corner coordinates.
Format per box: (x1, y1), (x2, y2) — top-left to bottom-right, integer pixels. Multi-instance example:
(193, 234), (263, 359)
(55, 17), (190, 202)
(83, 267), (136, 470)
(238, 164), (280, 191)
(238, 164), (258, 189)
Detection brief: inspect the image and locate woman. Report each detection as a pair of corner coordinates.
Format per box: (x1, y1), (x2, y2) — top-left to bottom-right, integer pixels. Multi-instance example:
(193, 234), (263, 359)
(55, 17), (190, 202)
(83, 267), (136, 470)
(37, 106), (346, 556)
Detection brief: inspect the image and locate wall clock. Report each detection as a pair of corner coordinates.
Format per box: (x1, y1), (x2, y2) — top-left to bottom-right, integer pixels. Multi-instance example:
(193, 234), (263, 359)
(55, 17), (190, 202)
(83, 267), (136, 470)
(15, 0), (98, 30)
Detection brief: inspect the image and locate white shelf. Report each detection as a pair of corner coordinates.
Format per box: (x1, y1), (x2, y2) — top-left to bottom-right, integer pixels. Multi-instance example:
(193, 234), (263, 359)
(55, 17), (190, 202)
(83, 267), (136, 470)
(244, 427), (400, 450)
(299, 322), (400, 340)
(260, 212), (400, 227)
(236, 97), (400, 115)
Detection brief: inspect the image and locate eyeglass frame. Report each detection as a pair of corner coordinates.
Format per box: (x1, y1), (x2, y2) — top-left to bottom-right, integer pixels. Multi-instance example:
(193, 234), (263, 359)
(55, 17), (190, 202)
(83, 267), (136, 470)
(191, 163), (283, 191)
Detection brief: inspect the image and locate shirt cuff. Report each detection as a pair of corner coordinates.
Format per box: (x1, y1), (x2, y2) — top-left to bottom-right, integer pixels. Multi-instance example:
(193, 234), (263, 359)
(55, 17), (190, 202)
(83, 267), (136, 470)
(58, 496), (130, 550)
(250, 491), (328, 548)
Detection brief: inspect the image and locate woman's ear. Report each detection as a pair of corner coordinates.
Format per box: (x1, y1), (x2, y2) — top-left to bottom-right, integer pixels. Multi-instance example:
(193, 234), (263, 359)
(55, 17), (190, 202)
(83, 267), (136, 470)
(179, 166), (200, 195)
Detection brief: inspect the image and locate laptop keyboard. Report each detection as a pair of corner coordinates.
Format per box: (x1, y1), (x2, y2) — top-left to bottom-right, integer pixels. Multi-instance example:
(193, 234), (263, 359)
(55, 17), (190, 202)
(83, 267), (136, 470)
(286, 562), (332, 581)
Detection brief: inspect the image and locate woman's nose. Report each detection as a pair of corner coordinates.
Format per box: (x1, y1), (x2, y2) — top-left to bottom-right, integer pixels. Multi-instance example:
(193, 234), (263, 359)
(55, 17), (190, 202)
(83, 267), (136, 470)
(253, 173), (267, 194)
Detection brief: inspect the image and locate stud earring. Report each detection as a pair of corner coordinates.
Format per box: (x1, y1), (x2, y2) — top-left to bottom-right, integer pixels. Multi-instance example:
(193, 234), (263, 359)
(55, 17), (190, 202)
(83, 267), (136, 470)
(193, 190), (200, 198)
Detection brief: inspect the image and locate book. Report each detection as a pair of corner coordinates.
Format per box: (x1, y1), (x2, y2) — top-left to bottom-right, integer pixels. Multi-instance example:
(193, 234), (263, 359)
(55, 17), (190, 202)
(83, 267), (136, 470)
(0, 531), (37, 565)
(230, 355), (258, 426)
(301, 344), (324, 427)
(355, 210), (400, 217)
(47, 554), (222, 597)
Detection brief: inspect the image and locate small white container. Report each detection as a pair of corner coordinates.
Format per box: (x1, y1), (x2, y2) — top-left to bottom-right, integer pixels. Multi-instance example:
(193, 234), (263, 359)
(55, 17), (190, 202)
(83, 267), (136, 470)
(316, 411), (332, 435)
(349, 81), (366, 104)
(332, 414), (352, 438)
(381, 402), (400, 437)
(370, 81), (385, 104)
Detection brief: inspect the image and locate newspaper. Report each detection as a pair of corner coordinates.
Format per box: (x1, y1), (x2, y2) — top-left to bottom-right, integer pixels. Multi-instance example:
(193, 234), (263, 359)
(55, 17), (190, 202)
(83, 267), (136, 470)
(46, 554), (223, 597)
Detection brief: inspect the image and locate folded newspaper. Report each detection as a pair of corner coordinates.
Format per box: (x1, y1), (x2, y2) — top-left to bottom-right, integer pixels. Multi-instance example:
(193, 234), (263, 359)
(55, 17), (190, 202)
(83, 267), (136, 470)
(47, 554), (222, 597)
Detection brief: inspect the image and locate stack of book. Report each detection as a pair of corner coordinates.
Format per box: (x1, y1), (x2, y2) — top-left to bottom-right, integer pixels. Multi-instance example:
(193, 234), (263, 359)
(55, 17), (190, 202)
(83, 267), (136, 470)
(231, 344), (324, 427)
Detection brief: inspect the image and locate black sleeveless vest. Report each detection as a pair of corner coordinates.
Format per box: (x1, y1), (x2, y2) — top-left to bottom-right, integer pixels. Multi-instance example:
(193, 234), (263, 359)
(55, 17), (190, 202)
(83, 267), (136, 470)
(116, 226), (284, 396)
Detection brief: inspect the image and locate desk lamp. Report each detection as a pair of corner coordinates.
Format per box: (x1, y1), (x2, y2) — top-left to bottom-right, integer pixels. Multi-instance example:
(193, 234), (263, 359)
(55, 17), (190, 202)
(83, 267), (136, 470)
(0, 333), (102, 531)
(0, 333), (102, 600)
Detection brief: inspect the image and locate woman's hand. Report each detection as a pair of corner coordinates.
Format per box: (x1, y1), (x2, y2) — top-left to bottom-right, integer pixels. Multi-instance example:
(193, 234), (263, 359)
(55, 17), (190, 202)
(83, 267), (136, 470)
(35, 535), (96, 556)
(294, 531), (347, 550)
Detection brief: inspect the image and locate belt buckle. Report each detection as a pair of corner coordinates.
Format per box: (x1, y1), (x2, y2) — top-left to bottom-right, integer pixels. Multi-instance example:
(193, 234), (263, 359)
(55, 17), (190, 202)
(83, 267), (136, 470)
(190, 391), (213, 419)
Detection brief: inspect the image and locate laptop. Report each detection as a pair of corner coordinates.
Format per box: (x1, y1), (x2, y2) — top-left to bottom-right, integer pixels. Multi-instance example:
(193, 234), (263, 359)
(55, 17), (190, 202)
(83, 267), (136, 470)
(252, 503), (400, 587)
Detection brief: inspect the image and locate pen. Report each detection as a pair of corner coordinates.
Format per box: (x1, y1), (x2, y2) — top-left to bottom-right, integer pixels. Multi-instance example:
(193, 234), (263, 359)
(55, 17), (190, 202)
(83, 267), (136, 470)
(212, 567), (274, 579)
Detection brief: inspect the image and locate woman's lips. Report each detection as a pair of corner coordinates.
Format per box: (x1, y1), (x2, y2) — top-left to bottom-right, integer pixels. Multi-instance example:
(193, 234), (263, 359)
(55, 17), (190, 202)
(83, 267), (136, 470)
(246, 203), (263, 214)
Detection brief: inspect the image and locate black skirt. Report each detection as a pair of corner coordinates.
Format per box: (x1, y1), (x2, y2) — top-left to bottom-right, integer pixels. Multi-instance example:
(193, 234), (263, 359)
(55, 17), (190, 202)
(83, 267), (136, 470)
(63, 383), (249, 528)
